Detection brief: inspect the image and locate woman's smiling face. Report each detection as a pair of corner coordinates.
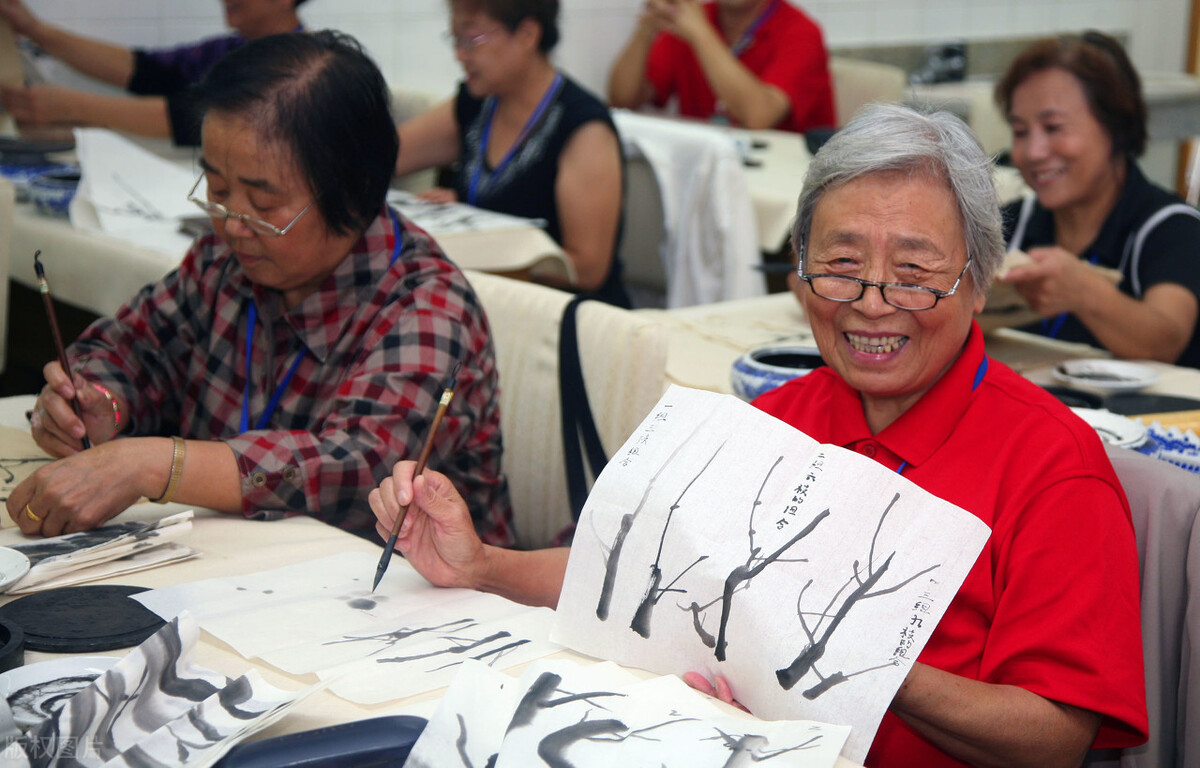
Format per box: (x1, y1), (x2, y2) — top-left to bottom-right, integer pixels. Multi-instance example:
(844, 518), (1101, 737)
(1008, 67), (1123, 216)
(800, 169), (984, 430)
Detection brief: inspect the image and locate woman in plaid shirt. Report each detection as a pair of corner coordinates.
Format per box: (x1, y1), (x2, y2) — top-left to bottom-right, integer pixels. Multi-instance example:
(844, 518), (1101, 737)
(10, 32), (514, 546)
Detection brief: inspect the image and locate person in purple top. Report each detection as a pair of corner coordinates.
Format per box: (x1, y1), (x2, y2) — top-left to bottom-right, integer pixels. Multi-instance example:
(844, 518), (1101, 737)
(0, 0), (308, 146)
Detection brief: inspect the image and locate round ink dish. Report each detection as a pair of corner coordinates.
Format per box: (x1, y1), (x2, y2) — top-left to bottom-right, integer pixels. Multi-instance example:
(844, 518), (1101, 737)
(0, 584), (164, 652)
(1053, 359), (1160, 394)
(0, 159), (75, 202)
(731, 343), (824, 401)
(0, 547), (31, 594)
(27, 167), (80, 218)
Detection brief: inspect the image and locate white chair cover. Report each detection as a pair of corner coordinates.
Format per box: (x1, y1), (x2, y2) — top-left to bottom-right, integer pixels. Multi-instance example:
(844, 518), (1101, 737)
(465, 270), (668, 548)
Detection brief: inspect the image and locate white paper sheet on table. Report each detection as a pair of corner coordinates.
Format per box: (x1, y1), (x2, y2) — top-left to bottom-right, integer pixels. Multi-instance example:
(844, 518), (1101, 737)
(1, 612), (318, 768)
(409, 658), (850, 768)
(7, 510), (197, 592)
(387, 190), (547, 234)
(134, 550), (562, 705)
(69, 127), (196, 256)
(551, 386), (991, 763)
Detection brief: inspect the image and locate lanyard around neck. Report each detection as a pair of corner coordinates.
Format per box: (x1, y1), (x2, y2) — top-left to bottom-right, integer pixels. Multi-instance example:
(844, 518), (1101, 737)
(239, 210), (405, 433)
(467, 72), (564, 206)
(730, 0), (779, 56)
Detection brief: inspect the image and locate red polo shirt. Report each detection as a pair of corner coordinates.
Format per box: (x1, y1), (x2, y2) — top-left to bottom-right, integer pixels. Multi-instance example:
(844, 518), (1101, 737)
(644, 1), (835, 133)
(754, 323), (1147, 767)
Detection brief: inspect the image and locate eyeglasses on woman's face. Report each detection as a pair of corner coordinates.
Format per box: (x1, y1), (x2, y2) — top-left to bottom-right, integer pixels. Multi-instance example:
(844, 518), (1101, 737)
(186, 174), (314, 238)
(797, 258), (972, 311)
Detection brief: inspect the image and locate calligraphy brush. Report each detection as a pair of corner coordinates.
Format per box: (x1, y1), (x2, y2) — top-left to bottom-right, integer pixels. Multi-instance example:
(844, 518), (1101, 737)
(372, 362), (462, 592)
(33, 251), (91, 449)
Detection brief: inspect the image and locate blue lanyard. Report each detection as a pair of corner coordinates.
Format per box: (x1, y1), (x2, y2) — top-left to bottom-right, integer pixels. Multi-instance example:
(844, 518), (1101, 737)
(239, 210), (405, 432)
(467, 72), (564, 206)
(895, 355), (988, 476)
(731, 0), (779, 56)
(1040, 252), (1100, 340)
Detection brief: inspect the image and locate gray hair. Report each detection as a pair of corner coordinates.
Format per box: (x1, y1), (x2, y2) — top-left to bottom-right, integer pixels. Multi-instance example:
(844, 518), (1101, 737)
(792, 103), (1004, 296)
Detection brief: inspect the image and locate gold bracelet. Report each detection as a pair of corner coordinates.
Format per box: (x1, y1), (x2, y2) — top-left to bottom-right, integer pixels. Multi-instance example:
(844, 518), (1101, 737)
(151, 436), (186, 504)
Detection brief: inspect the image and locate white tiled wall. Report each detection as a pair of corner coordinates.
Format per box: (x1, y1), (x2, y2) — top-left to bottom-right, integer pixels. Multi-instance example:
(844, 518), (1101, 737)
(22, 0), (1193, 103)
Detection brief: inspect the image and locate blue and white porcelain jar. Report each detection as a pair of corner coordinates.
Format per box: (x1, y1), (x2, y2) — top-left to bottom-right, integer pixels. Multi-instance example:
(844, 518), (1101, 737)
(730, 344), (824, 401)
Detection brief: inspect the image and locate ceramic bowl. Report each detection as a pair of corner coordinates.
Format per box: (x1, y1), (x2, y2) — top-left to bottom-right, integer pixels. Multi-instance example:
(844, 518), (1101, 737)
(0, 160), (74, 202)
(27, 167), (80, 218)
(731, 343), (824, 400)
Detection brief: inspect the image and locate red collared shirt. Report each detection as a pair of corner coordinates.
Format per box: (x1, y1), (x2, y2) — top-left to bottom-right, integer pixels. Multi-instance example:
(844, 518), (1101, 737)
(72, 207), (514, 546)
(644, 0), (835, 133)
(754, 323), (1147, 767)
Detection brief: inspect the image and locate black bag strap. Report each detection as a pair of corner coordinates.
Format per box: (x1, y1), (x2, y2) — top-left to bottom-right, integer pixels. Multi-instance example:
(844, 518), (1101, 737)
(559, 295), (609, 521)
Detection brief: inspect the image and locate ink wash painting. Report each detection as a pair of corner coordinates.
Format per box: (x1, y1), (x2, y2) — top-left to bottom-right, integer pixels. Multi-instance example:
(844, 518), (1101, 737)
(552, 386), (990, 762)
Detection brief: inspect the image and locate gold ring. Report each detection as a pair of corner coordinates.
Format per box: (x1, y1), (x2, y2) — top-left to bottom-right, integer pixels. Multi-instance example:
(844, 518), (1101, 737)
(24, 505), (42, 522)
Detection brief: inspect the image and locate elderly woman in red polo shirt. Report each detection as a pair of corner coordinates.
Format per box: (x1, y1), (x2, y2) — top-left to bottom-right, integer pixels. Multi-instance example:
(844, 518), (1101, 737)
(370, 103), (1147, 768)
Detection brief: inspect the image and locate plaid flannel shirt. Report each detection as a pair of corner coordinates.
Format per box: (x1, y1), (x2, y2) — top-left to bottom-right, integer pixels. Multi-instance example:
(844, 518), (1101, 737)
(70, 207), (514, 545)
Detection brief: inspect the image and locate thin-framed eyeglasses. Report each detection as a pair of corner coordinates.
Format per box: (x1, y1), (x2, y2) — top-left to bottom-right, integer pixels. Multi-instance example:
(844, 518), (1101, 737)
(797, 258), (972, 311)
(186, 175), (315, 238)
(444, 29), (495, 52)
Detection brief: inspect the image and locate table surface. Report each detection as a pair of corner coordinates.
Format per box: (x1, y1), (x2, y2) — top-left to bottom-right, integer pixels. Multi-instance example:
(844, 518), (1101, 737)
(9, 139), (570, 317)
(645, 292), (1200, 412)
(0, 394), (860, 766)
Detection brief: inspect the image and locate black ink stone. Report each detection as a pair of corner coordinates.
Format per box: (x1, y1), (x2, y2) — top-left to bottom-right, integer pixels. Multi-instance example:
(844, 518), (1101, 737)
(1104, 392), (1200, 415)
(0, 617), (24, 672)
(1042, 386), (1104, 409)
(0, 585), (165, 652)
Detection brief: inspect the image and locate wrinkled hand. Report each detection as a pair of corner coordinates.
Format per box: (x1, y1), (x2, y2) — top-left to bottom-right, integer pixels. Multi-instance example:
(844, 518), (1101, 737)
(416, 187), (459, 205)
(0, 84), (80, 126)
(369, 462), (486, 590)
(682, 672), (751, 712)
(6, 440), (146, 536)
(30, 363), (119, 457)
(999, 246), (1095, 317)
(0, 0), (41, 38)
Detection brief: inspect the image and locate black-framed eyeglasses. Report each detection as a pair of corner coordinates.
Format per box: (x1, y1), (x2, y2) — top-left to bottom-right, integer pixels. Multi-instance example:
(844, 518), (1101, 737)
(797, 259), (972, 311)
(186, 175), (314, 238)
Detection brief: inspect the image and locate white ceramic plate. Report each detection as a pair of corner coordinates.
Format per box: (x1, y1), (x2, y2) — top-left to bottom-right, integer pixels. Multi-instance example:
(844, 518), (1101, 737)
(1053, 359), (1160, 393)
(1070, 408), (1149, 449)
(0, 656), (119, 727)
(0, 548), (30, 594)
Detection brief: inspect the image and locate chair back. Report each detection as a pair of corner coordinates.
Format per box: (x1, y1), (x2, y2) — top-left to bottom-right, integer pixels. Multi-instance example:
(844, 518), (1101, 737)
(618, 152), (667, 306)
(612, 110), (763, 308)
(465, 271), (668, 548)
(1092, 445), (1200, 768)
(828, 57), (907, 127)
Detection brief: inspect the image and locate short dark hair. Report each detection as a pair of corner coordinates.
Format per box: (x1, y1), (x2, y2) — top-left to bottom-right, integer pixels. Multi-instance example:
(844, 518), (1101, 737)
(193, 30), (398, 236)
(995, 30), (1147, 158)
(452, 0), (559, 52)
